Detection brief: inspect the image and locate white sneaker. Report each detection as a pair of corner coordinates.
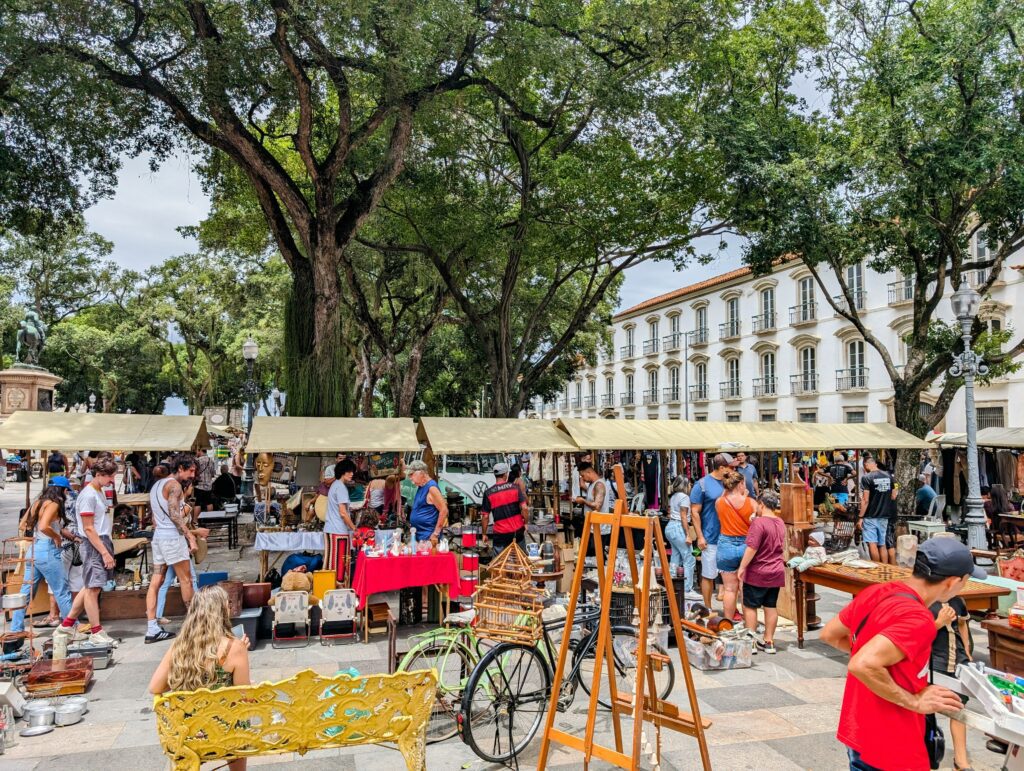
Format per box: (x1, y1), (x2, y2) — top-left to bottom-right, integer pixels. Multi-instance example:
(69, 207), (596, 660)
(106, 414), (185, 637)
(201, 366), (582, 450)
(52, 624), (86, 643)
(87, 630), (119, 648)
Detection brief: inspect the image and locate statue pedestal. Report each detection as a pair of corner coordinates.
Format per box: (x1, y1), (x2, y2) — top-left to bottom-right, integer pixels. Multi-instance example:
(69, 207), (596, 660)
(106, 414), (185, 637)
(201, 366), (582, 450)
(0, 366), (62, 420)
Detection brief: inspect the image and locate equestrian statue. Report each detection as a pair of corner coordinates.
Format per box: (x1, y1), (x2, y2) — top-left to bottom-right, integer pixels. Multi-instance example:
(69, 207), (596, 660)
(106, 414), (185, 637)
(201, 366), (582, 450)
(15, 309), (47, 366)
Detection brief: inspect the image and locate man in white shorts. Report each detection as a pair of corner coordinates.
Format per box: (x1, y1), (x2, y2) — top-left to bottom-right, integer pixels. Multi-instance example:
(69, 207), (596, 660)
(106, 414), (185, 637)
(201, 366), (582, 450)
(145, 453), (197, 643)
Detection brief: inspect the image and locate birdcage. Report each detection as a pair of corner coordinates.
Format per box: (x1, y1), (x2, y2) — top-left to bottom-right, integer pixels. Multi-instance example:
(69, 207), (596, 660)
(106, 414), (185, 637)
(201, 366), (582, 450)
(472, 543), (545, 644)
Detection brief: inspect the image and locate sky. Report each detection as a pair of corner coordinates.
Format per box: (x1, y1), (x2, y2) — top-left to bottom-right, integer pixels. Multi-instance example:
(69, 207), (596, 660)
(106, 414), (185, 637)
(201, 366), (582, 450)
(82, 154), (743, 413)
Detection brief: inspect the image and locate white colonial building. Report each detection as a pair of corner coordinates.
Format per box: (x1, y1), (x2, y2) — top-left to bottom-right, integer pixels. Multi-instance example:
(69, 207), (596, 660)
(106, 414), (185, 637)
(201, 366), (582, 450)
(542, 245), (1024, 432)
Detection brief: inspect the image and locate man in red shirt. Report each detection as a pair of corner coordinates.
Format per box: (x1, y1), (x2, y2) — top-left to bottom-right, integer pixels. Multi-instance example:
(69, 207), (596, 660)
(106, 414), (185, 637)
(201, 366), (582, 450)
(821, 538), (985, 770)
(481, 462), (528, 551)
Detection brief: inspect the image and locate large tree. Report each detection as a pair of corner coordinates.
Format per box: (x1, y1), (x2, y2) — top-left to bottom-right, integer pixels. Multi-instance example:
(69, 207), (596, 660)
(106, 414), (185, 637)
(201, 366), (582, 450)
(720, 0), (1024, 503)
(13, 0), (653, 415)
(361, 2), (747, 416)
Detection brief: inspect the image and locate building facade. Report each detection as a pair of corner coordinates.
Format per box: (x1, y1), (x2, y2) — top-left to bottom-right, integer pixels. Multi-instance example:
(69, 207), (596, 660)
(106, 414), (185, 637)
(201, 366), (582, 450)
(542, 245), (1024, 432)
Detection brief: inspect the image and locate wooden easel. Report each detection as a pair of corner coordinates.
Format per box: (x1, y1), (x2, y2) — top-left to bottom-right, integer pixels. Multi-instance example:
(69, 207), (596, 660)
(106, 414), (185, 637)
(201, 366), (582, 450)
(537, 464), (711, 770)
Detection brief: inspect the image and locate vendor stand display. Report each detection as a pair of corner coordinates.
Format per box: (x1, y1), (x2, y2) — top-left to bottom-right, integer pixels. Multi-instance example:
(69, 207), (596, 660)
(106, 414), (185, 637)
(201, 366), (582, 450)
(254, 529), (325, 581)
(351, 551), (459, 642)
(792, 561), (1009, 647)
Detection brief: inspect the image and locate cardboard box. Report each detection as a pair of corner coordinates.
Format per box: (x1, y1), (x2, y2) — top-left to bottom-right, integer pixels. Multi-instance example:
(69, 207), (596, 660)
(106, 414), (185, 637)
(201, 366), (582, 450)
(557, 546), (577, 594)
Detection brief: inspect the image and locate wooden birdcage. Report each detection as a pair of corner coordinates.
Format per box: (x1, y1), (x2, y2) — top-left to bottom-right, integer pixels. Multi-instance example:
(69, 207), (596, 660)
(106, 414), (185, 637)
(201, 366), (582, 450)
(487, 542), (533, 583)
(473, 578), (545, 644)
(473, 543), (545, 644)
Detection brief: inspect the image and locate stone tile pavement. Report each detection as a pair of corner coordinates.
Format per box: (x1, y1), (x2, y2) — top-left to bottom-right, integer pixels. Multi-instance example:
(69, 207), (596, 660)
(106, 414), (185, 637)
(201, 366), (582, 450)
(0, 481), (1009, 769)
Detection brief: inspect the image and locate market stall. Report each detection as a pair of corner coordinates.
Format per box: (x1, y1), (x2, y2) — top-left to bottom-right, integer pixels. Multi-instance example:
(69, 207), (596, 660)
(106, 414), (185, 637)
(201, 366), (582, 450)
(244, 416), (420, 581)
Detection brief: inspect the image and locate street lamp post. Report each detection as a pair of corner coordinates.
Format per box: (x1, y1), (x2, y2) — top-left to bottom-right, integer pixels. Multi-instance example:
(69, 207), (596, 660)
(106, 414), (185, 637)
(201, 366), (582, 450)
(88, 392), (96, 413)
(240, 337), (259, 505)
(950, 284), (988, 551)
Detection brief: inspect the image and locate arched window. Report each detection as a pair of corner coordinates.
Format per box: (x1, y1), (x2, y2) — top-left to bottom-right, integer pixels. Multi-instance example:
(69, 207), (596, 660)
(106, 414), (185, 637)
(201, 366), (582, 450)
(848, 340), (865, 385)
(624, 373), (635, 405)
(724, 358), (741, 398)
(574, 381), (582, 407)
(647, 369), (659, 403)
(799, 346), (817, 392)
(669, 366), (680, 400)
(760, 288), (775, 329)
(693, 362), (707, 400)
(797, 277), (816, 321)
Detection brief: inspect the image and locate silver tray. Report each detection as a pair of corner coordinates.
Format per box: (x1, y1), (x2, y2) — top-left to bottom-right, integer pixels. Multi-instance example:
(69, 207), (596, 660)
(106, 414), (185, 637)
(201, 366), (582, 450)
(20, 725), (54, 737)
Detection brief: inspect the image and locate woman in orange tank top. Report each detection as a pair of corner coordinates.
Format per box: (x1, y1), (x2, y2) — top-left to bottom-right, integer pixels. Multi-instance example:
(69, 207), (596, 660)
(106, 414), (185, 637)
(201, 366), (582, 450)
(715, 472), (757, 622)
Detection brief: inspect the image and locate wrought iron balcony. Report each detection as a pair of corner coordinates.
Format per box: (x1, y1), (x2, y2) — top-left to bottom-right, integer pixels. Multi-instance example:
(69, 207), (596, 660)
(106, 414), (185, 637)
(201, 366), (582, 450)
(662, 332), (682, 352)
(719, 320), (742, 341)
(620, 391), (635, 406)
(887, 280), (914, 305)
(836, 368), (869, 391)
(720, 380), (742, 400)
(642, 339), (660, 355)
(689, 384), (709, 403)
(558, 399), (570, 410)
(642, 389), (660, 405)
(662, 387), (681, 404)
(570, 398), (582, 409)
(601, 393), (615, 407)
(790, 373), (819, 395)
(833, 291), (866, 314)
(752, 377), (778, 397)
(620, 345), (636, 360)
(751, 312), (776, 334)
(789, 302), (817, 325)
(689, 327), (709, 347)
(583, 395), (596, 408)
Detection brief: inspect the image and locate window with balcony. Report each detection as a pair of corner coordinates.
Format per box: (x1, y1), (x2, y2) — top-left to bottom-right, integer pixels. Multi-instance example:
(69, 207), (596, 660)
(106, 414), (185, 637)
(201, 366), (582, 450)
(644, 369), (659, 404)
(888, 276), (915, 305)
(791, 277), (817, 323)
(573, 381), (582, 408)
(753, 288), (776, 332)
(792, 346), (818, 394)
(837, 340), (868, 391)
(691, 362), (709, 401)
(721, 358), (741, 399)
(621, 327), (636, 360)
(622, 374), (635, 406)
(692, 306), (709, 344)
(721, 298), (741, 340)
(602, 376), (615, 407)
(664, 315), (682, 351)
(664, 366), (680, 403)
(755, 352), (777, 397)
(643, 320), (660, 355)
(836, 264), (866, 312)
(585, 379), (596, 408)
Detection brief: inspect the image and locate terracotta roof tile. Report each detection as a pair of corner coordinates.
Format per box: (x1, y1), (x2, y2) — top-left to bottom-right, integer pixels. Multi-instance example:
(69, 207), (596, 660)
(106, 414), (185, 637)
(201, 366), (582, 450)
(613, 265), (754, 321)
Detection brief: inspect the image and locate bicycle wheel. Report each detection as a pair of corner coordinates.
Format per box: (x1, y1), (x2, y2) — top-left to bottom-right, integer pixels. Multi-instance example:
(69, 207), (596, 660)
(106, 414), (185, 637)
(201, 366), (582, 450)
(401, 638), (477, 743)
(461, 642), (550, 763)
(574, 626), (675, 710)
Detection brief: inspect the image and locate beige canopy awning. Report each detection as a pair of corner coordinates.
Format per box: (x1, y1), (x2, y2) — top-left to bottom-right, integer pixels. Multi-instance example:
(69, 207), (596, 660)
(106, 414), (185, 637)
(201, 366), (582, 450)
(244, 417), (419, 454)
(417, 418), (579, 454)
(932, 428), (1024, 449)
(555, 418), (930, 452)
(0, 412), (209, 452)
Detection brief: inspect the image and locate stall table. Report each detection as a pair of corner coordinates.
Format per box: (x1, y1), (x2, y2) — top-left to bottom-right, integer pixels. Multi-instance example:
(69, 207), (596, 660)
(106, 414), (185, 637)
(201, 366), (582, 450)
(352, 552), (459, 642)
(793, 562), (1009, 648)
(117, 493), (151, 526)
(253, 530), (324, 580)
(982, 618), (1024, 676)
(198, 510), (239, 550)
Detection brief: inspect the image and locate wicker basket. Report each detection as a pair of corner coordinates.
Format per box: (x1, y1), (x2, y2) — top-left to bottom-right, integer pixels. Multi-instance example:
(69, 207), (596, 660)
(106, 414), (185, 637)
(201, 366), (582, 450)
(473, 578), (545, 644)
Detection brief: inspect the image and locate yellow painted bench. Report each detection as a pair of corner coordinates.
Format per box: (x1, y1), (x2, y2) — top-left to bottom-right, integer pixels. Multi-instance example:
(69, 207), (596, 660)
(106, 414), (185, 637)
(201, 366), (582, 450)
(154, 668), (436, 770)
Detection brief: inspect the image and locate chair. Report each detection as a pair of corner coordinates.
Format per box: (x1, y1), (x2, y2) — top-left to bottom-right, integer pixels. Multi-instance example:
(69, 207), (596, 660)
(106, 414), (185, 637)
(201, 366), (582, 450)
(908, 494), (948, 541)
(926, 494), (946, 521)
(272, 591), (311, 648)
(319, 589), (358, 644)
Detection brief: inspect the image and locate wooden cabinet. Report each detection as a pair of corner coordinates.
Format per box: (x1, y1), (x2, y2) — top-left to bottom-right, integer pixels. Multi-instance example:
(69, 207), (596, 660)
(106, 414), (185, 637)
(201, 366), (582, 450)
(983, 618), (1024, 676)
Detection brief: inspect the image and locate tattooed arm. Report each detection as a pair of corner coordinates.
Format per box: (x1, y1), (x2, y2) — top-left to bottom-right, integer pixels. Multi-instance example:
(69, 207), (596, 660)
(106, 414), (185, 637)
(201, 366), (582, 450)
(166, 480), (197, 552)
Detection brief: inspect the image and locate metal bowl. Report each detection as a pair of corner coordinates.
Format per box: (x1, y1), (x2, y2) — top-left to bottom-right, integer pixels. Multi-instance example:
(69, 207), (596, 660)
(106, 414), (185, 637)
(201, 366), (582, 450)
(1, 593), (28, 610)
(62, 696), (89, 714)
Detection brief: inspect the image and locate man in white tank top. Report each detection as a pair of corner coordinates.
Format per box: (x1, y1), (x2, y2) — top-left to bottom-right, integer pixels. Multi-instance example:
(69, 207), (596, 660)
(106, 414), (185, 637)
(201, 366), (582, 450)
(145, 454), (198, 643)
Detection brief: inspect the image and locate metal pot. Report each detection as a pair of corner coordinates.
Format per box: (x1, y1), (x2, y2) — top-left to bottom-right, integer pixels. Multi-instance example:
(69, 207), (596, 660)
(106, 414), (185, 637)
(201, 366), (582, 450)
(1, 593), (27, 610)
(53, 703), (84, 727)
(24, 705), (54, 727)
(62, 696), (88, 714)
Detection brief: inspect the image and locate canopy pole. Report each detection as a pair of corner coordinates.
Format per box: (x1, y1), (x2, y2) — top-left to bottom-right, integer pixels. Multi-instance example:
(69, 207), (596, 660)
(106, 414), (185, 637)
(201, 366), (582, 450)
(25, 451), (32, 510)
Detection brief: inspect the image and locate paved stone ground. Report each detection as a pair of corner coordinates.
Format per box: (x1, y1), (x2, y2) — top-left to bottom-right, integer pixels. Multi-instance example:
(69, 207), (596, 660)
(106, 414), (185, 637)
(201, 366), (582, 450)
(0, 480), (1008, 769)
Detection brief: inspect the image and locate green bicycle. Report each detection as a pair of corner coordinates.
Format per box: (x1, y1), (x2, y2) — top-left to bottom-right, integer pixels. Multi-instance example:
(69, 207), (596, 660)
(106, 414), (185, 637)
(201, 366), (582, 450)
(397, 613), (489, 742)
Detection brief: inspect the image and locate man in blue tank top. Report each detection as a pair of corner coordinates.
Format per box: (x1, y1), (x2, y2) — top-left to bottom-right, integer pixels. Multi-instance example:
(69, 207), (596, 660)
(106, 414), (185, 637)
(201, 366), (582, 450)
(407, 460), (449, 543)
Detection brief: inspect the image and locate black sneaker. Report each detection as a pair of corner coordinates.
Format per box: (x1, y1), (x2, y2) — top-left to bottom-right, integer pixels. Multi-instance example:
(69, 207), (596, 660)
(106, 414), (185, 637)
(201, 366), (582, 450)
(756, 639), (777, 654)
(145, 629), (176, 644)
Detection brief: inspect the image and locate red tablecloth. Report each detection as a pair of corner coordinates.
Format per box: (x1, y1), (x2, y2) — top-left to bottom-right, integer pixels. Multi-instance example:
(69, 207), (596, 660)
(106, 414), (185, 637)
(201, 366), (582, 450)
(352, 552), (460, 609)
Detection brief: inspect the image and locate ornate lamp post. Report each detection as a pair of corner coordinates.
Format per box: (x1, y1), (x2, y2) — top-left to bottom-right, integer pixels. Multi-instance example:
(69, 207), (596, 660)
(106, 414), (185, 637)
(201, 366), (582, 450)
(88, 392), (97, 413)
(950, 284), (988, 551)
(240, 337), (259, 504)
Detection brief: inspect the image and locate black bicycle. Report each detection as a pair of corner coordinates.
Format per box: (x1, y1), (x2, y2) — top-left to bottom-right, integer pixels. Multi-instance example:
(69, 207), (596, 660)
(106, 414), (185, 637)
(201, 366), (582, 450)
(458, 603), (675, 764)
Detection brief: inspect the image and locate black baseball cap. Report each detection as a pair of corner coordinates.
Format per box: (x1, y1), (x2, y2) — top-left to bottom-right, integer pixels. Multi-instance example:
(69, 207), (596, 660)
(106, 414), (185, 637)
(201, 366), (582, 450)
(916, 538), (987, 580)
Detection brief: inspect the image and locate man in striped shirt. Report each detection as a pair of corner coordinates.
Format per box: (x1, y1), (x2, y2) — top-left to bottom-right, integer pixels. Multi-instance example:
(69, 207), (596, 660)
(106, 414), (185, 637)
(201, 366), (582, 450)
(481, 462), (528, 551)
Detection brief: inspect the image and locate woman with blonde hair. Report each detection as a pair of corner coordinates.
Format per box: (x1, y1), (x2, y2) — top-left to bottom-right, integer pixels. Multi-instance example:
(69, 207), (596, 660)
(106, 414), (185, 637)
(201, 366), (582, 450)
(149, 585), (251, 767)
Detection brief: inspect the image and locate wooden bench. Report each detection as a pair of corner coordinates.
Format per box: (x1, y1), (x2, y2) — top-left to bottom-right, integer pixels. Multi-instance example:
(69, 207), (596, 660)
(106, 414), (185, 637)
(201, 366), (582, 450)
(154, 668), (436, 770)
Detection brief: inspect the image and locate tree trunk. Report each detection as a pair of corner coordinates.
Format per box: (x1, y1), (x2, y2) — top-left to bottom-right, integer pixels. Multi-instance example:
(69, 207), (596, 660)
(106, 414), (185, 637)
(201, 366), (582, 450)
(282, 255), (353, 416)
(891, 381), (931, 517)
(395, 344), (426, 417)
